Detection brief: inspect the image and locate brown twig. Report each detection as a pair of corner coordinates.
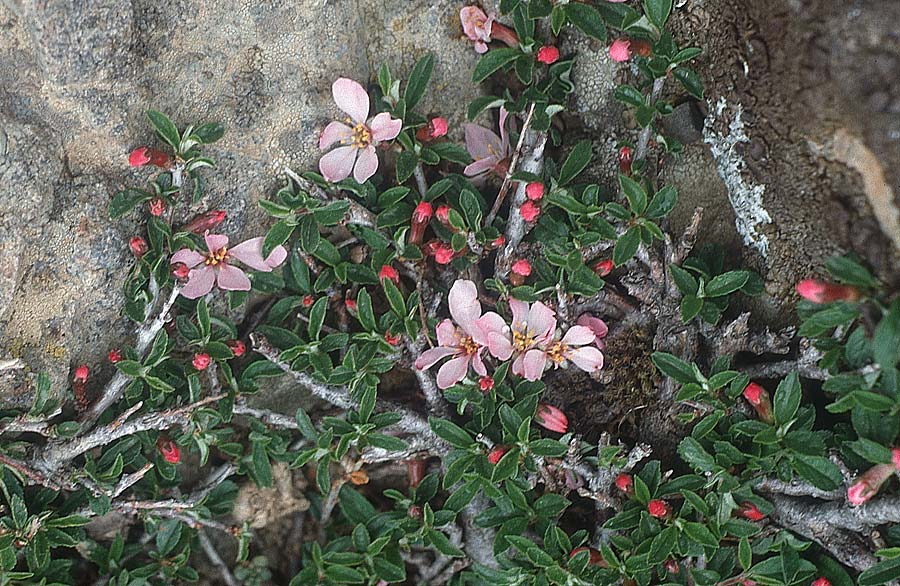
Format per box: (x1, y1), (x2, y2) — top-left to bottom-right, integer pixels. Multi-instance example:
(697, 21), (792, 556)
(485, 103), (537, 227)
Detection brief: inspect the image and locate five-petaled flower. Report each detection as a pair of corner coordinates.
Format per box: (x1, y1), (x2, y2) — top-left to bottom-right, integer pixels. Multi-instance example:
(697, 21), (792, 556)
(319, 78), (402, 183)
(170, 233), (287, 299)
(459, 6), (519, 53)
(414, 280), (507, 389)
(464, 109), (511, 179)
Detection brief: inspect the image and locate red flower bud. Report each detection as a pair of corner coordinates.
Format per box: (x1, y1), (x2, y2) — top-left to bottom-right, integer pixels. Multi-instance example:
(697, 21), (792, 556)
(490, 21), (520, 49)
(302, 295), (315, 308)
(738, 502), (765, 521)
(593, 260), (614, 277)
(618, 146), (633, 174)
(490, 235), (505, 249)
(512, 259), (532, 276)
(129, 236), (148, 258)
(384, 331), (401, 346)
(796, 279), (860, 304)
(893, 447), (900, 470)
(73, 364), (89, 384)
(171, 262), (190, 280)
(181, 210), (227, 234)
(129, 147), (172, 168)
(519, 200), (541, 222)
(410, 201), (434, 244)
(192, 353), (211, 371)
(569, 547), (606, 567)
(407, 459), (426, 488)
(408, 504), (423, 519)
(615, 473), (634, 494)
(157, 437), (181, 464)
(487, 445), (509, 465)
(536, 403), (568, 433)
(743, 382), (774, 424)
(344, 298), (358, 312)
(664, 559), (680, 574)
(379, 265), (400, 283)
(525, 182), (545, 201)
(434, 243), (455, 265)
(537, 45), (560, 65)
(108, 349), (123, 364)
(436, 205), (451, 226)
(647, 499), (670, 518)
(227, 339), (246, 358)
(416, 117), (449, 142)
(812, 577), (831, 586)
(848, 463), (896, 506)
(479, 376), (494, 392)
(148, 198), (166, 217)
(631, 40), (652, 57)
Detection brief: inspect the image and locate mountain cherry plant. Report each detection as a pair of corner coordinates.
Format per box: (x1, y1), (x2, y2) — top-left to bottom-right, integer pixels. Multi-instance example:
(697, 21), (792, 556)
(0, 1), (897, 585)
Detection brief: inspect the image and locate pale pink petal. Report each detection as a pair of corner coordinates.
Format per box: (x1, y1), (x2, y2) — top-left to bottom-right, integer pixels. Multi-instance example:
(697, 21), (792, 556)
(319, 145), (358, 183)
(369, 113), (402, 142)
(332, 78), (370, 124)
(528, 302), (557, 342)
(415, 346), (456, 370)
(171, 248), (205, 268)
(473, 312), (507, 347)
(264, 245), (288, 269)
(509, 299), (529, 328)
(437, 355), (470, 389)
(522, 349), (547, 381)
(353, 146), (379, 183)
(511, 354), (525, 377)
(577, 315), (609, 339)
(499, 107), (511, 154)
(216, 264), (251, 291)
(464, 124), (503, 161)
(472, 351), (487, 376)
(228, 237), (271, 272)
(569, 346), (604, 374)
(449, 280), (482, 334)
(436, 319), (458, 347)
(204, 233), (228, 253)
(319, 121), (353, 150)
(475, 41), (489, 53)
(181, 266), (216, 299)
(463, 156), (499, 177)
(561, 325), (597, 346)
(488, 331), (513, 361)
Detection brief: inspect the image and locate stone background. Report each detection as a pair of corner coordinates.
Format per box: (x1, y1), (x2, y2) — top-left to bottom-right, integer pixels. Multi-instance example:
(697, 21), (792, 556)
(1, 0), (898, 406)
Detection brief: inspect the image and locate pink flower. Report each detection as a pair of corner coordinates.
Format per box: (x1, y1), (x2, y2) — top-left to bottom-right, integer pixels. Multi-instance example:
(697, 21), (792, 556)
(796, 279), (860, 303)
(108, 349), (123, 364)
(487, 299), (556, 379)
(414, 280), (507, 389)
(157, 437), (181, 464)
(172, 263), (190, 279)
(227, 339), (246, 357)
(576, 314), (609, 350)
(319, 78), (402, 183)
(170, 233), (288, 299)
(434, 243), (455, 265)
(417, 117), (449, 142)
(436, 205), (451, 225)
(848, 463), (895, 506)
(738, 502), (765, 521)
(536, 403), (568, 433)
(464, 109), (512, 179)
(519, 200), (541, 222)
(525, 182), (544, 201)
(540, 327), (605, 376)
(384, 331), (401, 346)
(148, 198), (166, 217)
(892, 447), (900, 470)
(609, 38), (631, 62)
(460, 6), (494, 53)
(537, 45), (560, 64)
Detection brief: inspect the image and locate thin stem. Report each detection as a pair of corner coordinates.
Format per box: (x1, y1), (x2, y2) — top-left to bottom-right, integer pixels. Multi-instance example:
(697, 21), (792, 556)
(485, 103), (536, 227)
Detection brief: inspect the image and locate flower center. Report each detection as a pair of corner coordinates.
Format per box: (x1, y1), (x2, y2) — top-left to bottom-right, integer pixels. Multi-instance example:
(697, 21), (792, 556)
(204, 247), (228, 266)
(512, 324), (535, 352)
(458, 335), (480, 356)
(546, 341), (569, 365)
(346, 118), (372, 149)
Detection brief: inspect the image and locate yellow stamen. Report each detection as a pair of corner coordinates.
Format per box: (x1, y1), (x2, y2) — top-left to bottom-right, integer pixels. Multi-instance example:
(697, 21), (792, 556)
(545, 341), (569, 365)
(204, 247), (229, 266)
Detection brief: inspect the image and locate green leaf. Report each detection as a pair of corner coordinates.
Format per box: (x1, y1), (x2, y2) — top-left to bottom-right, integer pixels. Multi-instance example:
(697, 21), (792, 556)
(649, 526), (678, 563)
(356, 288), (377, 331)
(651, 352), (697, 384)
(383, 279), (407, 318)
(680, 295), (703, 322)
(558, 140), (593, 186)
(826, 256), (878, 288)
(473, 48), (521, 83)
(791, 455), (843, 490)
(614, 85), (645, 108)
(613, 226), (642, 266)
(773, 372), (801, 425)
(194, 122), (225, 144)
(109, 188), (152, 219)
(404, 53), (434, 111)
(146, 110), (180, 148)
(459, 189), (483, 228)
(308, 296), (327, 340)
(429, 142), (473, 165)
(252, 441), (273, 487)
(848, 438), (893, 464)
(429, 417), (474, 448)
(874, 301), (900, 372)
(673, 67), (704, 99)
(619, 174), (647, 215)
(704, 270), (750, 297)
(644, 185), (678, 218)
(643, 0), (673, 28)
(670, 264), (699, 296)
(396, 150), (418, 184)
(859, 558), (900, 586)
(467, 95), (505, 121)
(678, 437), (717, 472)
(564, 3), (607, 41)
(262, 220), (293, 258)
(739, 537), (752, 571)
(683, 522), (718, 548)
